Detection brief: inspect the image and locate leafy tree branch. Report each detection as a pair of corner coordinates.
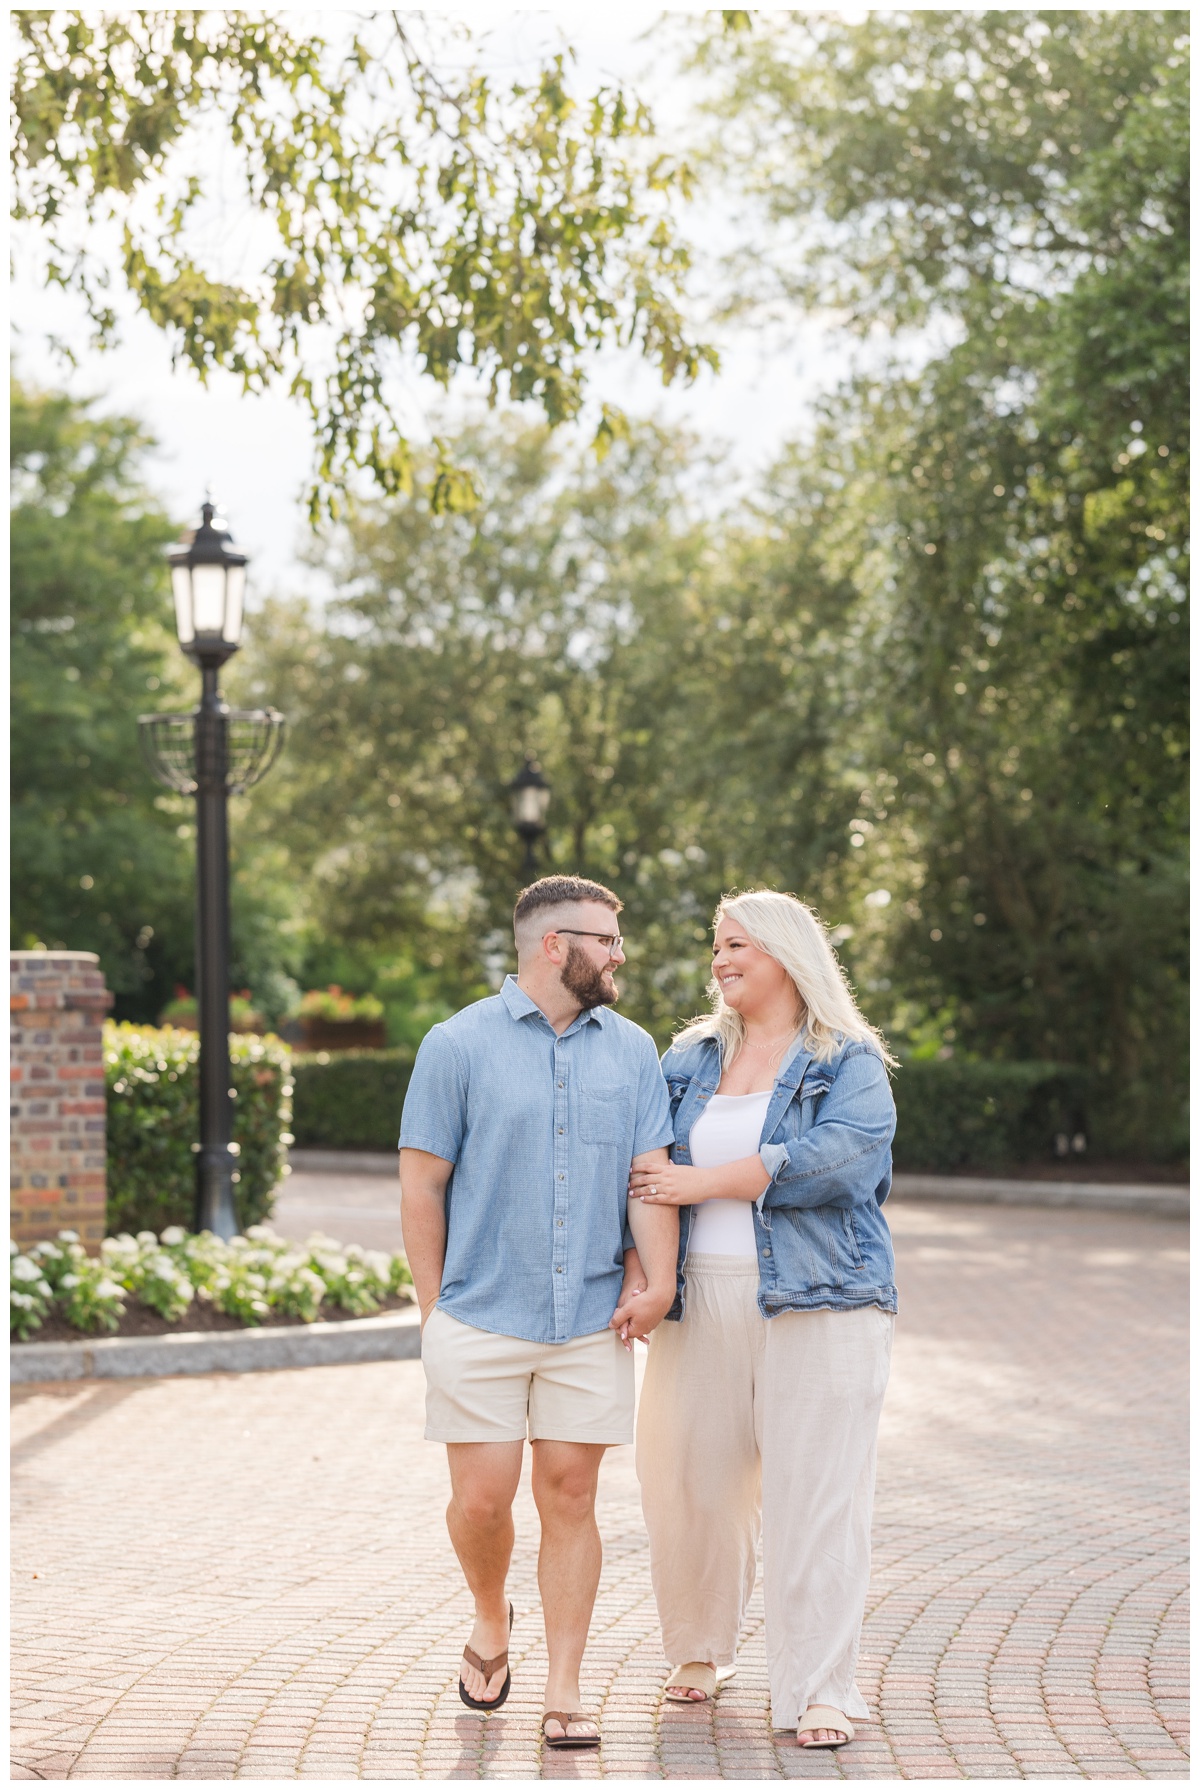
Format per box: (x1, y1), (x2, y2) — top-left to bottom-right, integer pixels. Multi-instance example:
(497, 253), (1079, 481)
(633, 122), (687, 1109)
(11, 9), (716, 515)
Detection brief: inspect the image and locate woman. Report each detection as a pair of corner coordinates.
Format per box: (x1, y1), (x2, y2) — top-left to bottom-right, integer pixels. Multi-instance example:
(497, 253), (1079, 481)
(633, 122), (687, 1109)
(629, 889), (897, 1750)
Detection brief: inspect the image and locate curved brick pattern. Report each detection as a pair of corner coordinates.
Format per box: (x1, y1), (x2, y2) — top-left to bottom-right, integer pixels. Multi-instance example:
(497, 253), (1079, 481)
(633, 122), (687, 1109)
(11, 1201), (1188, 1780)
(10, 950), (113, 1248)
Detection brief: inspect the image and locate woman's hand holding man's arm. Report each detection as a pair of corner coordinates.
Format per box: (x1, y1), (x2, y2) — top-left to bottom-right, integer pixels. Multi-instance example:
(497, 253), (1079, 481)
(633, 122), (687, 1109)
(628, 1155), (769, 1207)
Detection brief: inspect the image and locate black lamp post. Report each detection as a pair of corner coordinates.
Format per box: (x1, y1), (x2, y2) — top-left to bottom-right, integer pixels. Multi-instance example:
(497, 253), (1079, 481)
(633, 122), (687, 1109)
(509, 755), (551, 879)
(139, 499), (284, 1239)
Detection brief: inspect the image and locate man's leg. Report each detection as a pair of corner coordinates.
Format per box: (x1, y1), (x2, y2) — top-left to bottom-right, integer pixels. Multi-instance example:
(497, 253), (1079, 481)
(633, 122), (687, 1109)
(446, 1440), (524, 1704)
(531, 1439), (606, 1739)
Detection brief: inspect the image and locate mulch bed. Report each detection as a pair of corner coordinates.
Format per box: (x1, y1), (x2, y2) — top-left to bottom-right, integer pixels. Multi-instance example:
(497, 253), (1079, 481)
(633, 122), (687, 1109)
(19, 1293), (414, 1347)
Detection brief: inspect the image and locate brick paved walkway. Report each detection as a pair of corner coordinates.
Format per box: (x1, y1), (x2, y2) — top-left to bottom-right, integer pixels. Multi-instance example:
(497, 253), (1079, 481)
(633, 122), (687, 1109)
(11, 1201), (1188, 1780)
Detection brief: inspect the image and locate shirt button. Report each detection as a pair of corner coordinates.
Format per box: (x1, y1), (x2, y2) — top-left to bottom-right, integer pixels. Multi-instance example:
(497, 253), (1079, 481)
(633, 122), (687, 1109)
(557, 1081), (564, 1088)
(558, 1173), (565, 1180)
(555, 1266), (563, 1274)
(557, 1127), (564, 1134)
(556, 1220), (564, 1227)
(763, 1248), (772, 1258)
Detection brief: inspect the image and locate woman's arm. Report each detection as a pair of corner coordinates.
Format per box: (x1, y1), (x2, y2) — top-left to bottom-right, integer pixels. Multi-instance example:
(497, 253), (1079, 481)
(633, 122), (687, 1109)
(628, 1154), (769, 1206)
(758, 1048), (895, 1211)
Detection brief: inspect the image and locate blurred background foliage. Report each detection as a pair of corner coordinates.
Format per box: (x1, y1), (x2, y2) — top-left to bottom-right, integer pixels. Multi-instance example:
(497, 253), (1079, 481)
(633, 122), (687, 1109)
(10, 11), (1188, 1159)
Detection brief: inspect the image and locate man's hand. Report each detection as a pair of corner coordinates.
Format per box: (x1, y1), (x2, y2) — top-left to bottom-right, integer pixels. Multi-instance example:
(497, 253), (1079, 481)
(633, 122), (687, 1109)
(611, 1251), (648, 1352)
(611, 1281), (675, 1345)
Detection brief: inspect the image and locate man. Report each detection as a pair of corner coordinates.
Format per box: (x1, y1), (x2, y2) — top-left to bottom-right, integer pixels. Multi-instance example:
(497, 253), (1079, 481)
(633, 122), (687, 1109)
(399, 875), (678, 1750)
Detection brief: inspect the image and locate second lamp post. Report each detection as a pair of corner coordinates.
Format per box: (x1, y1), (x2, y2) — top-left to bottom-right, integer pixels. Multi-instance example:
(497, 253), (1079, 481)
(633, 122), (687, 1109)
(509, 755), (551, 879)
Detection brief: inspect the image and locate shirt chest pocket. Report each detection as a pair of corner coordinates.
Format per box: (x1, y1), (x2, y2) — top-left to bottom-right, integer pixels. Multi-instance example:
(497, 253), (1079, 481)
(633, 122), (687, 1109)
(577, 1084), (627, 1146)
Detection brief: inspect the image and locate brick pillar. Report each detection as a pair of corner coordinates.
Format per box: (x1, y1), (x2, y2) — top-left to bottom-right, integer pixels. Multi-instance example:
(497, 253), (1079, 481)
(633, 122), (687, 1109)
(10, 951), (114, 1249)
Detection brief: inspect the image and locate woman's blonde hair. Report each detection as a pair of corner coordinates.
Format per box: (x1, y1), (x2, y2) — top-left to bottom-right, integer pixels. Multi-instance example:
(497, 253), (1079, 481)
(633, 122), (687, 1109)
(674, 889), (897, 1068)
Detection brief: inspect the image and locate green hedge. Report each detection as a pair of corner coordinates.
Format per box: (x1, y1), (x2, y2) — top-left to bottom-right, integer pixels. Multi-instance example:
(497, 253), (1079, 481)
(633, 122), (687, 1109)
(892, 1058), (1093, 1171)
(284, 1042), (1179, 1168)
(290, 1048), (416, 1151)
(105, 1023), (291, 1234)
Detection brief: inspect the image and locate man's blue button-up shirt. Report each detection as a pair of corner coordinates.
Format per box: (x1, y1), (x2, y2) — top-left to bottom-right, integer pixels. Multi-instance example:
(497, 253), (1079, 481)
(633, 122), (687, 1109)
(398, 975), (674, 1344)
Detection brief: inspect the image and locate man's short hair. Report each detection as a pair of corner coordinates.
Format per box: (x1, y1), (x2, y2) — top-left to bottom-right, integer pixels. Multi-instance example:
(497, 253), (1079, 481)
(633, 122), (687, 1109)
(513, 875), (622, 940)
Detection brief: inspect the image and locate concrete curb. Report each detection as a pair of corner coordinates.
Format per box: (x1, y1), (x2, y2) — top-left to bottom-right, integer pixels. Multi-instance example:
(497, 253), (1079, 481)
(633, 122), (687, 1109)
(288, 1149), (396, 1174)
(892, 1173), (1188, 1219)
(11, 1306), (421, 1385)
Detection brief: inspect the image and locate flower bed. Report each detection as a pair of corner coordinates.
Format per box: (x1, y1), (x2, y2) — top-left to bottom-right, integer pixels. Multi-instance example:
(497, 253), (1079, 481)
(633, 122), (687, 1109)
(10, 1226), (412, 1343)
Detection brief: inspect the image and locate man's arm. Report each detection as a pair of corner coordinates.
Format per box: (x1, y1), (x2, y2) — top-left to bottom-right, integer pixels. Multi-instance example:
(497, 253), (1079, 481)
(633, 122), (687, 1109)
(399, 1147), (454, 1325)
(613, 1146), (678, 1343)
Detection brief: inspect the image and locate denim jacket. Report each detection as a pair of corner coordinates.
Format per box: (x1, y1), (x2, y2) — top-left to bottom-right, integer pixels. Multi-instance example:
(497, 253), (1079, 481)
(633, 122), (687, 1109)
(662, 1031), (898, 1320)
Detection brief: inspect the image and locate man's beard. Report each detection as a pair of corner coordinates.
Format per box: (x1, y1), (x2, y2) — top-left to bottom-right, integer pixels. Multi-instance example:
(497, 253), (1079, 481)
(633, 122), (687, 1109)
(561, 941), (618, 1009)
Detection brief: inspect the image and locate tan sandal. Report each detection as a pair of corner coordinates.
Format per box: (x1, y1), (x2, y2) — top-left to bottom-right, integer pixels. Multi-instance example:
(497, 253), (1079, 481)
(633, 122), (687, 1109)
(664, 1661), (717, 1702)
(797, 1705), (855, 1749)
(541, 1709), (600, 1749)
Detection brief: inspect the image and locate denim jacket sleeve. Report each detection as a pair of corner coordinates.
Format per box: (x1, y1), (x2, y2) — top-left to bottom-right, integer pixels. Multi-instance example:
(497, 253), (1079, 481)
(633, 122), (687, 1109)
(757, 1045), (895, 1213)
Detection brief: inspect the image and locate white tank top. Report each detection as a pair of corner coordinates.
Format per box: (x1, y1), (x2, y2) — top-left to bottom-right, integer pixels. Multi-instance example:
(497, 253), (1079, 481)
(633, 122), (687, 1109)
(686, 1090), (771, 1258)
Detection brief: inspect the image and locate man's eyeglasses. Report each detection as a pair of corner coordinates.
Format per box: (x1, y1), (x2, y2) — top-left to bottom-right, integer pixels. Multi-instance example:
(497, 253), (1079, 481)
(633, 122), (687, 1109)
(550, 928), (624, 955)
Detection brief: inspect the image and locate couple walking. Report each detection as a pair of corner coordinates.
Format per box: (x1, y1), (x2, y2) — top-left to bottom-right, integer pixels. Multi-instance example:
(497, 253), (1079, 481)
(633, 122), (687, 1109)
(399, 875), (897, 1752)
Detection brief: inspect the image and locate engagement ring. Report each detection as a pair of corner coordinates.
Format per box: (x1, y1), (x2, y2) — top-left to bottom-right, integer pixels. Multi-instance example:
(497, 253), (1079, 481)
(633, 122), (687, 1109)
(650, 1184), (658, 1195)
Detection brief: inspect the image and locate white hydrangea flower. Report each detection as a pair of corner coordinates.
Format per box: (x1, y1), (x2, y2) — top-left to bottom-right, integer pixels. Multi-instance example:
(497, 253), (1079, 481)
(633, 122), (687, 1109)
(11, 1256), (42, 1283)
(160, 1226), (186, 1246)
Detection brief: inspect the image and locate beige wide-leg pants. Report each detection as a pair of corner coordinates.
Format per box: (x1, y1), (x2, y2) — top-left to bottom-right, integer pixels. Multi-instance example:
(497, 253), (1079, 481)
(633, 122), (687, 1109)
(636, 1255), (893, 1729)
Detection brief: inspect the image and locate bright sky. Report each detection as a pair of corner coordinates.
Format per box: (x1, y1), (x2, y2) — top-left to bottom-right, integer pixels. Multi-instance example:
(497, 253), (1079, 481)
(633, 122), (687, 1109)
(9, 10), (860, 603)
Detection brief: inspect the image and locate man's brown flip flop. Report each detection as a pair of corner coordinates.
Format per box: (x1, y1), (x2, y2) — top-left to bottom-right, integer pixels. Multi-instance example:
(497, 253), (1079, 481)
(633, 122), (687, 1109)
(458, 1603), (514, 1711)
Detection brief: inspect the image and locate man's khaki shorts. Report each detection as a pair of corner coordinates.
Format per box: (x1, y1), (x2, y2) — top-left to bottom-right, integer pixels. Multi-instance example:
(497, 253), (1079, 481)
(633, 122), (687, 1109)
(421, 1307), (635, 1445)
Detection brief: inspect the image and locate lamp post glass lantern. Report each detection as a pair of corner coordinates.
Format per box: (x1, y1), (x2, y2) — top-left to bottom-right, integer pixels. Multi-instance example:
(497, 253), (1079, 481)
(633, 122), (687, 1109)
(168, 500), (247, 662)
(509, 755), (551, 878)
(139, 498), (284, 1241)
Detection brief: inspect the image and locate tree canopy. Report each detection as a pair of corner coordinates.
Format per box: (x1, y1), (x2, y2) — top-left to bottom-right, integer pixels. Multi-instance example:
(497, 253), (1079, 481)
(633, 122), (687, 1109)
(11, 10), (715, 514)
(10, 379), (297, 1019)
(11, 380), (192, 1007)
(694, 8), (1188, 1135)
(11, 11), (1187, 1158)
